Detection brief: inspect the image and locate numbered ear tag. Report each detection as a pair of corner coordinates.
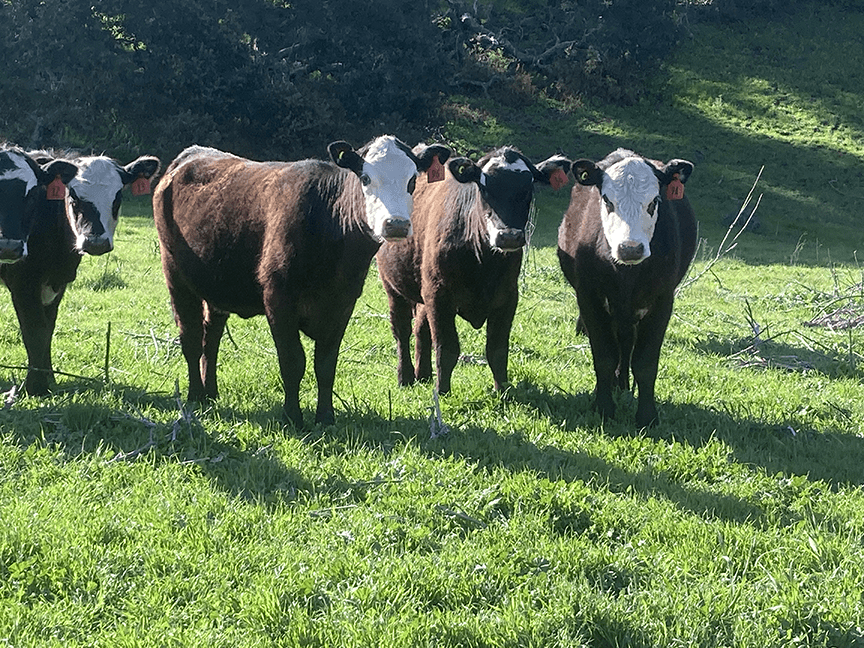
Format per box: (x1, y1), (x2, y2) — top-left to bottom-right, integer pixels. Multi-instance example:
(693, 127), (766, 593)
(666, 174), (684, 200)
(131, 176), (151, 196)
(549, 167), (569, 191)
(46, 176), (66, 201)
(427, 155), (444, 183)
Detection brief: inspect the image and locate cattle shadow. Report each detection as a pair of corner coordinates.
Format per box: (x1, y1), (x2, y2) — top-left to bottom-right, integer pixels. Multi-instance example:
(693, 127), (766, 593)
(691, 333), (864, 382)
(0, 380), (312, 506)
(509, 380), (864, 489)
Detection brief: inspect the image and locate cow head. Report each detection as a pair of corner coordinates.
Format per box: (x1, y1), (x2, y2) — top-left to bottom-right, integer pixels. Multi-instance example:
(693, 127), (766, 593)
(573, 150), (693, 265)
(329, 136), (451, 242)
(0, 149), (78, 263)
(65, 155), (161, 256)
(448, 148), (571, 252)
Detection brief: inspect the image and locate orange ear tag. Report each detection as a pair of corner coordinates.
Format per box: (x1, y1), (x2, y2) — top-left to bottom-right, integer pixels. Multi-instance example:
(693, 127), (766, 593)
(46, 175), (66, 201)
(666, 174), (684, 200)
(131, 176), (151, 196)
(427, 155), (444, 183)
(549, 167), (569, 191)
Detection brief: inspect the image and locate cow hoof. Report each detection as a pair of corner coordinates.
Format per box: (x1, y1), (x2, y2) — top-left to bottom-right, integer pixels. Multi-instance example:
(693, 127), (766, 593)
(635, 408), (659, 429)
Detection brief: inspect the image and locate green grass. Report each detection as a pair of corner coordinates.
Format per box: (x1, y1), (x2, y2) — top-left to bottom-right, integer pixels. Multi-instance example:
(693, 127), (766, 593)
(2, 4), (864, 646)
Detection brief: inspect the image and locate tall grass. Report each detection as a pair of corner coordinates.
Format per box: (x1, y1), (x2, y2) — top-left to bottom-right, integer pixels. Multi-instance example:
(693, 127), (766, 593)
(2, 4), (864, 646)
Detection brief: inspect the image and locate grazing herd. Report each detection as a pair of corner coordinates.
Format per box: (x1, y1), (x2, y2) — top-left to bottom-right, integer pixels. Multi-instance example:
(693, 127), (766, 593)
(0, 137), (697, 429)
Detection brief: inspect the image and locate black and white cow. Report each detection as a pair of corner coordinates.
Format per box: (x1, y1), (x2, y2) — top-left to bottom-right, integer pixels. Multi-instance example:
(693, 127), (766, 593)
(557, 148), (697, 428)
(33, 154), (162, 255)
(0, 147), (79, 394)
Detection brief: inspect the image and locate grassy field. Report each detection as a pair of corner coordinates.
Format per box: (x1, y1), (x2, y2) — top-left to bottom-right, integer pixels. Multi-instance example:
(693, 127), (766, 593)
(2, 4), (864, 647)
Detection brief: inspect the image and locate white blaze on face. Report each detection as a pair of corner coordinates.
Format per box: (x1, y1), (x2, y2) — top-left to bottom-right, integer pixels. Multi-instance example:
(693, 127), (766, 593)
(359, 136), (418, 239)
(67, 156), (124, 249)
(599, 157), (660, 264)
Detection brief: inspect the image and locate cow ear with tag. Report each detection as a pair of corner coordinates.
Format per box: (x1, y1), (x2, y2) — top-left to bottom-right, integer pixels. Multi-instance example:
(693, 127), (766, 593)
(46, 176), (66, 201)
(131, 176), (151, 196)
(328, 141), (365, 176)
(426, 156), (445, 183)
(535, 155), (572, 191)
(447, 158), (482, 185)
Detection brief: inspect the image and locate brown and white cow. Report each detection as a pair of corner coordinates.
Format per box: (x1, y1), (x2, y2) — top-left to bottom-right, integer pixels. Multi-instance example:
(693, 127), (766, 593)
(376, 146), (571, 394)
(0, 147), (79, 394)
(557, 148), (697, 427)
(153, 136), (450, 427)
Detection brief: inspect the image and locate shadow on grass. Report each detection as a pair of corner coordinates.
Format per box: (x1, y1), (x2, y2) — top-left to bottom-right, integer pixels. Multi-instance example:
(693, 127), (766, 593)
(509, 381), (864, 489)
(0, 379), (313, 506)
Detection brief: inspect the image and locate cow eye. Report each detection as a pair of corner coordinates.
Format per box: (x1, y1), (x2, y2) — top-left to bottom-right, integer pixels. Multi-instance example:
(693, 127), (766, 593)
(407, 176), (416, 195)
(602, 195), (614, 211)
(647, 196), (659, 216)
(360, 173), (371, 186)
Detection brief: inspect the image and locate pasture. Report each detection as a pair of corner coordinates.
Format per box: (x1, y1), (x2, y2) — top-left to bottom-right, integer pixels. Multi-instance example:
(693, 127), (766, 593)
(2, 4), (864, 646)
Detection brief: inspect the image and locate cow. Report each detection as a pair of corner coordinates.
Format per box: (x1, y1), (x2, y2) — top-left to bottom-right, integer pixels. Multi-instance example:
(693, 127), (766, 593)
(152, 136), (451, 427)
(0, 147), (79, 395)
(376, 146), (571, 395)
(29, 152), (163, 255)
(556, 148), (697, 428)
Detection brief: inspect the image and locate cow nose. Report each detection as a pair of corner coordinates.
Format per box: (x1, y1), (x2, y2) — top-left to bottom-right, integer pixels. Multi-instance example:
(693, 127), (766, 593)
(0, 238), (26, 263)
(381, 218), (412, 241)
(492, 227), (525, 252)
(81, 236), (113, 256)
(617, 241), (645, 263)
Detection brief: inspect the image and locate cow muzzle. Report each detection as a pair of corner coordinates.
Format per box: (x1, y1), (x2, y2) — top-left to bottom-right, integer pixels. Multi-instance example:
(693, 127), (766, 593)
(490, 227), (526, 252)
(80, 235), (113, 256)
(0, 239), (26, 263)
(380, 218), (412, 241)
(616, 241), (647, 265)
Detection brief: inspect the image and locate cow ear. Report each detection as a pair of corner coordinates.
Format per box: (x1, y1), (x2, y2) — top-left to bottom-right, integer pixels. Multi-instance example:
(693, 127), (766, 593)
(122, 156), (161, 184)
(39, 160), (78, 186)
(328, 141), (364, 175)
(413, 143), (452, 170)
(447, 157), (481, 185)
(534, 155), (571, 190)
(573, 160), (602, 187)
(660, 159), (694, 184)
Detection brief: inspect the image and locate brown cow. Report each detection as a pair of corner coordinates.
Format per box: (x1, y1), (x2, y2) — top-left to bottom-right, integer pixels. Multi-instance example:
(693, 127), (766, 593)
(376, 146), (571, 394)
(557, 148), (697, 427)
(153, 137), (450, 427)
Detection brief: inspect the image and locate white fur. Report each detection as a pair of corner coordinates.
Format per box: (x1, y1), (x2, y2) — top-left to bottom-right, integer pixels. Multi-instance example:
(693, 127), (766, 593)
(360, 136), (417, 240)
(0, 152), (37, 195)
(480, 155), (530, 188)
(67, 156), (124, 249)
(41, 284), (60, 306)
(599, 157), (659, 264)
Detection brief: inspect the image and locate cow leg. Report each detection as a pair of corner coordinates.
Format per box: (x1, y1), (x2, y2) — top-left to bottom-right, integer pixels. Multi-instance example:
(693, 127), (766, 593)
(170, 286), (207, 402)
(312, 314), (352, 425)
(485, 296), (517, 391)
(264, 297), (306, 428)
(615, 320), (635, 392)
(201, 303), (229, 399)
(10, 287), (57, 395)
(387, 292), (415, 386)
(427, 301), (460, 394)
(413, 304), (433, 383)
(578, 295), (618, 420)
(631, 298), (673, 428)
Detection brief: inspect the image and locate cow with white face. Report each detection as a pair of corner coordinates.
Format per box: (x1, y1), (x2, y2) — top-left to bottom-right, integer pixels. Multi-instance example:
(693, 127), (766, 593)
(376, 145), (571, 394)
(61, 155), (161, 255)
(153, 136), (451, 427)
(557, 148), (697, 428)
